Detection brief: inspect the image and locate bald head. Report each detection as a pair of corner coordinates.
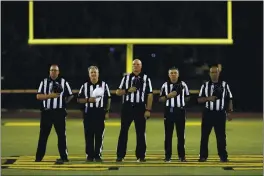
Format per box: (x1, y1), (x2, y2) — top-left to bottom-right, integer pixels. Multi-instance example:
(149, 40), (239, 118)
(132, 59), (142, 73)
(133, 59), (142, 65)
(49, 64), (60, 80)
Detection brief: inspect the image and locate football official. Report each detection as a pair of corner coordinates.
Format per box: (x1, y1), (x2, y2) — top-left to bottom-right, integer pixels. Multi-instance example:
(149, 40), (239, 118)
(116, 59), (153, 162)
(35, 64), (74, 163)
(77, 66), (111, 162)
(159, 67), (190, 162)
(197, 65), (233, 162)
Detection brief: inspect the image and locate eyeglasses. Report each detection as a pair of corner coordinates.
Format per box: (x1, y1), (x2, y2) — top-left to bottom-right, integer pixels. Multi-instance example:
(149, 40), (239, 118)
(50, 69), (59, 71)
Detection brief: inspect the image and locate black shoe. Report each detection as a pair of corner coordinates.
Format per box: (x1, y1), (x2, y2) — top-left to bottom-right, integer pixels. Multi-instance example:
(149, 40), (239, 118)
(137, 158), (146, 162)
(94, 157), (103, 162)
(198, 158), (207, 162)
(62, 158), (69, 162)
(55, 158), (69, 164)
(116, 157), (124, 162)
(56, 158), (69, 162)
(164, 158), (171, 162)
(86, 157), (94, 162)
(220, 158), (229, 162)
(35, 159), (42, 162)
(179, 157), (187, 162)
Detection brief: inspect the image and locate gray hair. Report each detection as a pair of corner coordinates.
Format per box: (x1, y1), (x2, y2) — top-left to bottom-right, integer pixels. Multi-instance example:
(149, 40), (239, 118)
(88, 66), (99, 72)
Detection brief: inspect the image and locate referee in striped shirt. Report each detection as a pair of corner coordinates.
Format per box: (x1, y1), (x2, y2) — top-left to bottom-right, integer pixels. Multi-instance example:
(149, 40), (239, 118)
(197, 65), (233, 162)
(159, 67), (190, 162)
(35, 64), (74, 163)
(116, 59), (153, 162)
(77, 66), (111, 162)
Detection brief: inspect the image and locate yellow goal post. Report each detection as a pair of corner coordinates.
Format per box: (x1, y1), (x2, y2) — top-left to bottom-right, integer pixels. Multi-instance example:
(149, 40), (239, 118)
(0, 1), (233, 95)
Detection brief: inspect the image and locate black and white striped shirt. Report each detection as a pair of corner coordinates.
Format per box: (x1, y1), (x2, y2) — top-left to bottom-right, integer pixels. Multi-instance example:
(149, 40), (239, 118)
(160, 80), (190, 108)
(37, 77), (73, 110)
(78, 80), (111, 113)
(198, 80), (233, 111)
(118, 72), (153, 104)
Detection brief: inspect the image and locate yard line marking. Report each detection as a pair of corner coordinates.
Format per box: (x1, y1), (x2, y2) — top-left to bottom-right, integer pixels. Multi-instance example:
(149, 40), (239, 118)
(6, 166), (109, 171)
(3, 122), (121, 127)
(2, 154), (262, 171)
(3, 163), (263, 167)
(3, 122), (201, 127)
(2, 154), (262, 160)
(233, 167), (263, 170)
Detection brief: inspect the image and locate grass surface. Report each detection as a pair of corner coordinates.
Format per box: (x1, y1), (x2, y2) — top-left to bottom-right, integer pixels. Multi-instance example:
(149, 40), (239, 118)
(1, 117), (263, 175)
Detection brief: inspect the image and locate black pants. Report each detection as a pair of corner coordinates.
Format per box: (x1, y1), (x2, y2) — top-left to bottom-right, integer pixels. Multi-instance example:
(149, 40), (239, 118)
(164, 108), (186, 159)
(36, 109), (68, 160)
(83, 109), (105, 159)
(117, 103), (146, 159)
(199, 109), (228, 159)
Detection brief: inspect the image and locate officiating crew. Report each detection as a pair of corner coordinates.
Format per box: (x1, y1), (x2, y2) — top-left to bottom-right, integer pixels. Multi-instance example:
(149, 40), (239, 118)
(77, 66), (111, 162)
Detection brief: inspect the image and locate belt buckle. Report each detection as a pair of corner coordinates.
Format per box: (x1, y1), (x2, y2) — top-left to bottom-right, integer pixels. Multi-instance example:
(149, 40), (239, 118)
(170, 107), (174, 113)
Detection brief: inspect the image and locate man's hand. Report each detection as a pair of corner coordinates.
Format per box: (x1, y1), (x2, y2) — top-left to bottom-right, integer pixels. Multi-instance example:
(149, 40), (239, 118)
(207, 96), (217, 102)
(184, 96), (190, 103)
(128, 87), (137, 93)
(159, 96), (167, 102)
(226, 113), (232, 121)
(167, 91), (177, 99)
(105, 112), (109, 120)
(116, 89), (125, 96)
(88, 97), (96, 103)
(65, 95), (74, 103)
(226, 108), (233, 121)
(144, 110), (151, 120)
(48, 92), (60, 98)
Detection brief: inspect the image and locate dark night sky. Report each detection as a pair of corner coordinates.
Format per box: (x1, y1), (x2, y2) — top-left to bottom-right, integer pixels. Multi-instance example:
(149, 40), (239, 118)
(1, 1), (263, 111)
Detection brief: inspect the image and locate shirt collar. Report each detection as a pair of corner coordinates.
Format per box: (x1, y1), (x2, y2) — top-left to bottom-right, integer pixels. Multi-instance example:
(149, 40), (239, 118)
(131, 72), (144, 78)
(48, 76), (60, 82)
(88, 79), (101, 85)
(168, 78), (180, 84)
(209, 79), (221, 85)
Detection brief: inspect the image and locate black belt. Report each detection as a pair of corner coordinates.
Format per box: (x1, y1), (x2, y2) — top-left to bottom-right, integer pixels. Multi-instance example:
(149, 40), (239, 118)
(42, 108), (65, 112)
(86, 107), (104, 110)
(204, 108), (225, 112)
(165, 107), (185, 114)
(166, 106), (185, 110)
(84, 107), (104, 113)
(124, 102), (145, 107)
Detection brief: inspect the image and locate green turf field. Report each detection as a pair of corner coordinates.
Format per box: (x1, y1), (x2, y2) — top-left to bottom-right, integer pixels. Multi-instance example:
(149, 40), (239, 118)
(1, 117), (263, 175)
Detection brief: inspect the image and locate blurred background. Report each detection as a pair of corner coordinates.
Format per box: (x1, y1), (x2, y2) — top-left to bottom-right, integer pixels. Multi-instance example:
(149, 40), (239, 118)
(1, 1), (263, 113)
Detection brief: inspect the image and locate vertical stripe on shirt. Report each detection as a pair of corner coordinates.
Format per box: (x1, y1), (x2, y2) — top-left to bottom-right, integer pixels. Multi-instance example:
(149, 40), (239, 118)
(160, 81), (189, 108)
(198, 81), (233, 111)
(78, 81), (111, 112)
(118, 73), (153, 104)
(37, 78), (73, 110)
